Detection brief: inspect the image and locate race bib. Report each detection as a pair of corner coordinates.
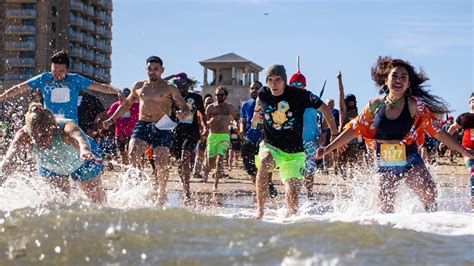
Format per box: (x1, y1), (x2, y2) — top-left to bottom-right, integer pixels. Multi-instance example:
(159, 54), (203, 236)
(51, 87), (71, 103)
(380, 143), (407, 167)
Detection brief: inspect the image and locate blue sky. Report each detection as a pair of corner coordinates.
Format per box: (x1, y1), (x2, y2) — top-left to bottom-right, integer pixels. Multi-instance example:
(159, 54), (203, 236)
(111, 0), (472, 116)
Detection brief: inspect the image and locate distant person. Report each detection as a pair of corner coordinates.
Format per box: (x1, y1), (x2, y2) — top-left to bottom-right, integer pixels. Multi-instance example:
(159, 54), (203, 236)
(289, 71), (323, 201)
(103, 56), (191, 205)
(335, 71), (366, 178)
(0, 50), (119, 123)
(205, 86), (237, 201)
(253, 64), (338, 219)
(446, 93), (474, 198)
(0, 103), (106, 203)
(228, 120), (241, 170)
(193, 94), (214, 181)
(107, 88), (139, 165)
(318, 56), (474, 213)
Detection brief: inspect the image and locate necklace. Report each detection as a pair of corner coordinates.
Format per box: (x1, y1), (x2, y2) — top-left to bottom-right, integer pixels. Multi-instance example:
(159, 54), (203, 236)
(384, 94), (404, 109)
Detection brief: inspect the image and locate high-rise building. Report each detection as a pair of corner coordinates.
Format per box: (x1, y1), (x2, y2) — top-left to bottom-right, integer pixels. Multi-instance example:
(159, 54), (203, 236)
(0, 0), (113, 92)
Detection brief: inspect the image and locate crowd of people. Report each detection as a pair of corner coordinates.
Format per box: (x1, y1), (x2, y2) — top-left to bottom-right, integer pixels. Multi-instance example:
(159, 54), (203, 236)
(0, 50), (472, 219)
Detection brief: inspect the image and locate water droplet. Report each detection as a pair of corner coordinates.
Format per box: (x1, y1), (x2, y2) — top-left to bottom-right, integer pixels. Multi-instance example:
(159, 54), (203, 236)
(85, 256), (90, 262)
(141, 253), (147, 260)
(39, 254), (45, 261)
(122, 249), (127, 254)
(35, 239), (41, 247)
(54, 246), (61, 253)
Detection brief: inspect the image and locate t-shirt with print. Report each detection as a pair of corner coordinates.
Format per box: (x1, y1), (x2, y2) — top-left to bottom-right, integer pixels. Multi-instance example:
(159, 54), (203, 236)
(173, 92), (205, 138)
(455, 112), (474, 149)
(258, 85), (323, 153)
(240, 98), (261, 142)
(107, 100), (139, 137)
(27, 72), (93, 123)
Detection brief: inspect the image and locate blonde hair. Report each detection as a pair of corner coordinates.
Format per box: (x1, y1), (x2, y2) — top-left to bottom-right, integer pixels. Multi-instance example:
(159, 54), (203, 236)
(25, 103), (58, 132)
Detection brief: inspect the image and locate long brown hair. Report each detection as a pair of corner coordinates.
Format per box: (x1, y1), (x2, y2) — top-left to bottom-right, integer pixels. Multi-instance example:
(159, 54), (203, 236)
(25, 103), (58, 133)
(371, 56), (449, 114)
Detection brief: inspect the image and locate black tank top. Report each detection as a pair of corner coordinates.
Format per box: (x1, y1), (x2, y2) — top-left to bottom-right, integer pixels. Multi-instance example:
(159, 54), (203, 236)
(374, 97), (413, 140)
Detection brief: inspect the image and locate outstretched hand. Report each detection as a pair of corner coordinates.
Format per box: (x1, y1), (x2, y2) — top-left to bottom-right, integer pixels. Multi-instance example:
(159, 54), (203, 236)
(337, 71), (342, 80)
(80, 151), (102, 163)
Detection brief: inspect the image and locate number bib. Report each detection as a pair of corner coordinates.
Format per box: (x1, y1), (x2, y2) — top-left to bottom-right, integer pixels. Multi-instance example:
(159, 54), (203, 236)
(380, 143), (407, 167)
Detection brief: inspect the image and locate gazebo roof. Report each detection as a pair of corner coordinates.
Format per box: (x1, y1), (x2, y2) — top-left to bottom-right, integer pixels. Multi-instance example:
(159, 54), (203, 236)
(199, 52), (263, 71)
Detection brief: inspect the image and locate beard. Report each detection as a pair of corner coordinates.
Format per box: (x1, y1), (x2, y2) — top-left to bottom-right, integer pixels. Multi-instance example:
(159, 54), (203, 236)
(149, 75), (158, 81)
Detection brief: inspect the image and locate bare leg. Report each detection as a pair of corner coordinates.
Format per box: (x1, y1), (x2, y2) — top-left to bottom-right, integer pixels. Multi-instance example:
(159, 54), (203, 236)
(255, 151), (275, 219)
(180, 149), (194, 201)
(128, 139), (148, 169)
(404, 163), (438, 212)
(378, 173), (400, 213)
(304, 172), (314, 201)
(153, 146), (170, 206)
(79, 175), (106, 204)
(285, 178), (302, 217)
(46, 176), (71, 196)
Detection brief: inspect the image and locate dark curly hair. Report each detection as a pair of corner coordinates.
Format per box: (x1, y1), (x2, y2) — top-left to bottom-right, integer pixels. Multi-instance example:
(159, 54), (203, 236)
(371, 56), (449, 114)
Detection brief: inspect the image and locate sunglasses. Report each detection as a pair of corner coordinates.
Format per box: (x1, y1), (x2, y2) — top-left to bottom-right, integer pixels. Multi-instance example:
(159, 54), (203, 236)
(176, 81), (188, 87)
(291, 81), (303, 87)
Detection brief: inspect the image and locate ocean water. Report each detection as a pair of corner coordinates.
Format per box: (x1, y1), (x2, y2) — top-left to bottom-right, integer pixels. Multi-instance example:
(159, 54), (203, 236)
(0, 169), (473, 265)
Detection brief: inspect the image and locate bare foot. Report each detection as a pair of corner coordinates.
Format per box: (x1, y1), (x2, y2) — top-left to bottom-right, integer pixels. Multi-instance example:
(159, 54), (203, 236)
(254, 209), (264, 220)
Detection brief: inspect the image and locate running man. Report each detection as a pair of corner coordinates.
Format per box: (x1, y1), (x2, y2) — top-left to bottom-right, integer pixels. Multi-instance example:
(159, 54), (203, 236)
(103, 56), (191, 205)
(0, 50), (119, 123)
(171, 73), (207, 201)
(205, 86), (237, 201)
(253, 64), (338, 219)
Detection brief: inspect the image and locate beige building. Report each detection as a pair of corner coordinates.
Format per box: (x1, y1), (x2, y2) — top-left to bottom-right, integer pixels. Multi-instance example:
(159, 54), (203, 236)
(199, 52), (263, 110)
(0, 0), (113, 105)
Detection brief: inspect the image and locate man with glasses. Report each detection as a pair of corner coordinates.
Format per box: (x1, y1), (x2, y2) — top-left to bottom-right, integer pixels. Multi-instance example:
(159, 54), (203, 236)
(103, 56), (191, 206)
(106, 88), (139, 165)
(253, 64), (338, 219)
(205, 86), (237, 202)
(170, 73), (207, 202)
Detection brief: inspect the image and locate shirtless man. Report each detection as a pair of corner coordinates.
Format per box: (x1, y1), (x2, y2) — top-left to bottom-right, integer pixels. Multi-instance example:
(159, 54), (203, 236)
(103, 56), (190, 205)
(205, 86), (237, 200)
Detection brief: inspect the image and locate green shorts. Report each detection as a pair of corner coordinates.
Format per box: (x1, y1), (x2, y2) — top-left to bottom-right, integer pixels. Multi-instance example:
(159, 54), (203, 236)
(257, 143), (305, 182)
(207, 133), (231, 158)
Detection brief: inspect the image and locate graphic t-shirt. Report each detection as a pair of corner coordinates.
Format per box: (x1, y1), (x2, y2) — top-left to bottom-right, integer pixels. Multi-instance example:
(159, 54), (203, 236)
(107, 100), (139, 137)
(240, 99), (261, 142)
(174, 92), (205, 138)
(258, 86), (323, 153)
(456, 112), (474, 149)
(27, 72), (93, 123)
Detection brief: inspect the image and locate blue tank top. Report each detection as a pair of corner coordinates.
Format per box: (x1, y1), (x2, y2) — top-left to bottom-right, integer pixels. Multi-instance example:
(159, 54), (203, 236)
(374, 97), (413, 140)
(31, 120), (87, 175)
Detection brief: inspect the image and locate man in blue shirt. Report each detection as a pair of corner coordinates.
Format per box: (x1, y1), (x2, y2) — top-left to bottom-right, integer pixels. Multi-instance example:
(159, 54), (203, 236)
(0, 50), (119, 123)
(240, 81), (278, 198)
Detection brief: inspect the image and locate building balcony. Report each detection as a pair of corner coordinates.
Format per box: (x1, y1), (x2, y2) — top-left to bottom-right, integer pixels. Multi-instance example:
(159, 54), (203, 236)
(104, 45), (112, 53)
(85, 6), (95, 16)
(6, 9), (37, 18)
(84, 37), (95, 46)
(5, 26), (36, 34)
(104, 58), (111, 67)
(93, 0), (113, 9)
(69, 48), (83, 58)
(102, 31), (112, 39)
(69, 31), (84, 42)
(94, 11), (106, 21)
(83, 21), (95, 32)
(84, 66), (95, 76)
(83, 52), (95, 62)
(94, 42), (105, 50)
(5, 58), (36, 67)
(94, 57), (105, 65)
(70, 63), (84, 72)
(69, 16), (84, 27)
(3, 74), (27, 82)
(5, 41), (36, 50)
(70, 0), (85, 12)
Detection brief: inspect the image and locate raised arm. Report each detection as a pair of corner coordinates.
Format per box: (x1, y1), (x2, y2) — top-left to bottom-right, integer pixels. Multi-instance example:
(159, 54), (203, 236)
(337, 71), (346, 130)
(0, 81), (32, 102)
(88, 81), (120, 95)
(0, 128), (30, 184)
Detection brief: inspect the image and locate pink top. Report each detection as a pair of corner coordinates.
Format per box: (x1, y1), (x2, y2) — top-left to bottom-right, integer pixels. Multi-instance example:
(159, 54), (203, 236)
(107, 101), (139, 137)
